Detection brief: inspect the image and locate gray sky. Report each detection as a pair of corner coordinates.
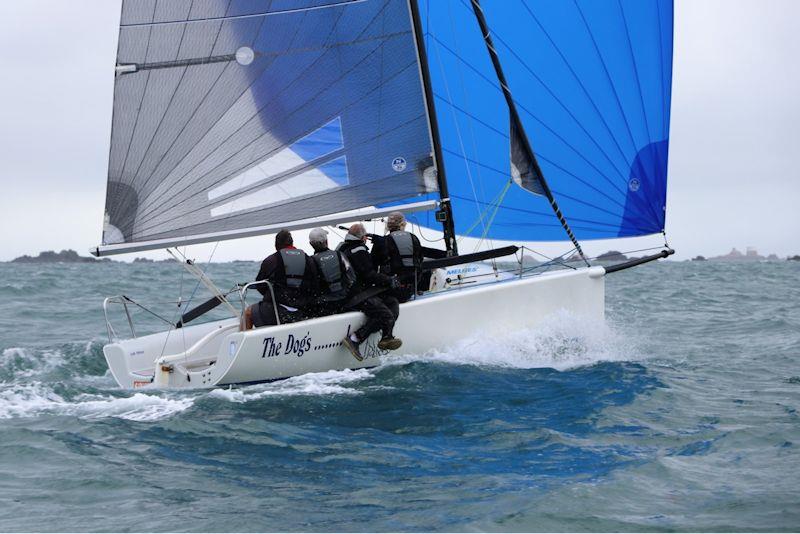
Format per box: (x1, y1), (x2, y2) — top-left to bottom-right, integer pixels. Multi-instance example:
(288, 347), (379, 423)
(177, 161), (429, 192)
(0, 0), (798, 262)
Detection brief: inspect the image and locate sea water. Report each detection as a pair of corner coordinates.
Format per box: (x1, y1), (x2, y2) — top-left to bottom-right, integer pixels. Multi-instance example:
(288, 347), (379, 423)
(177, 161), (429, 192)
(0, 260), (798, 532)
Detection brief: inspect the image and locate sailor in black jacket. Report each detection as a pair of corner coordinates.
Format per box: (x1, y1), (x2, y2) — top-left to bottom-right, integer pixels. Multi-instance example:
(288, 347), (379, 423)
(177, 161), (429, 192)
(308, 227), (354, 317)
(337, 223), (402, 360)
(242, 229), (318, 329)
(375, 211), (424, 303)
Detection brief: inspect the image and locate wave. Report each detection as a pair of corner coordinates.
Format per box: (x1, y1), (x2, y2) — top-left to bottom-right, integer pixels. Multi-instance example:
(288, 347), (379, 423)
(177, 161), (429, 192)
(0, 347), (65, 381)
(0, 382), (193, 422)
(1, 342), (110, 383)
(383, 311), (636, 371)
(209, 368), (374, 402)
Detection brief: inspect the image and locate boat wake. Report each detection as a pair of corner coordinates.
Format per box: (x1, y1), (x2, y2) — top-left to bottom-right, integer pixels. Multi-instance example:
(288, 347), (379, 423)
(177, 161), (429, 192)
(208, 368), (374, 403)
(0, 382), (193, 421)
(0, 346), (193, 422)
(385, 310), (636, 371)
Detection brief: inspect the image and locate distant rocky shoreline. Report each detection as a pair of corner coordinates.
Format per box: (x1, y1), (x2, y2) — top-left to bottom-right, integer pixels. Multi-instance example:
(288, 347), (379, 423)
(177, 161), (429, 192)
(9, 249), (111, 263)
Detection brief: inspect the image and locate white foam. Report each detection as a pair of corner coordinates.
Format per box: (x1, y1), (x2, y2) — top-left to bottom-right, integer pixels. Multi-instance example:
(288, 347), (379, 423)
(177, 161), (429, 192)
(209, 368), (373, 402)
(384, 311), (636, 371)
(0, 382), (193, 421)
(1, 347), (64, 379)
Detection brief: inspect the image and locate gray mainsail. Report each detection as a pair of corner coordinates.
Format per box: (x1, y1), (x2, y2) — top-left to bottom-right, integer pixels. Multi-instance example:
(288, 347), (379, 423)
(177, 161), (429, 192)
(100, 0), (437, 253)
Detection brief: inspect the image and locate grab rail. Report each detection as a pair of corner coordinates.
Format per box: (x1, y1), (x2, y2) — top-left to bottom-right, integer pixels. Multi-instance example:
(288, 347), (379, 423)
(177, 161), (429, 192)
(102, 295), (185, 342)
(238, 280), (282, 326)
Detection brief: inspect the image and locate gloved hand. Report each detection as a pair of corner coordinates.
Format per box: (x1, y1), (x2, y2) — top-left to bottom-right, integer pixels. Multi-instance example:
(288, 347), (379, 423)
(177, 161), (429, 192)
(389, 275), (401, 289)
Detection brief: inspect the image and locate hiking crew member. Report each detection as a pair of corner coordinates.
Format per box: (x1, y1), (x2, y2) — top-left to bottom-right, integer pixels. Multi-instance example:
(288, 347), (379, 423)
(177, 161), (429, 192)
(379, 211), (423, 303)
(337, 223), (402, 360)
(308, 227), (354, 317)
(242, 229), (318, 330)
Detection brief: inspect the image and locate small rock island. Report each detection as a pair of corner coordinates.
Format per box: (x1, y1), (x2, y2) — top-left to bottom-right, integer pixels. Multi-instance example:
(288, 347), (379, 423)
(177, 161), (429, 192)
(10, 249), (111, 263)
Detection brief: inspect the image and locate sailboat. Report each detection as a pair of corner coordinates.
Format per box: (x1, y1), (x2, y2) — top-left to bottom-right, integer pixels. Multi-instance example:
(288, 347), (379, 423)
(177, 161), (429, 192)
(94, 0), (674, 389)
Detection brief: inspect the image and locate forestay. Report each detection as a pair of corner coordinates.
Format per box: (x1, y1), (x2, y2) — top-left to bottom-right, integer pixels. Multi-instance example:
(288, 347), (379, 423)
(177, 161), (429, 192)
(102, 0), (438, 251)
(408, 0), (673, 241)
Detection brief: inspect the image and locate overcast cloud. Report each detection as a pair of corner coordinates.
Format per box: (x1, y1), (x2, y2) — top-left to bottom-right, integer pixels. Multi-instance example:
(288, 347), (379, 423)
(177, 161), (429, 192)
(0, 0), (798, 262)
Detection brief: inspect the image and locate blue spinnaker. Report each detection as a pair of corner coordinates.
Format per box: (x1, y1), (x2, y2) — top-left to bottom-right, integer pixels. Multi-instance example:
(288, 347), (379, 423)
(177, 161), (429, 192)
(413, 0), (673, 241)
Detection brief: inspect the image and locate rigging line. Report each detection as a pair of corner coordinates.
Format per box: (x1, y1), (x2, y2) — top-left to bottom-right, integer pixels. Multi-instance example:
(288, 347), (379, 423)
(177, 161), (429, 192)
(519, 246), (558, 262)
(476, 178), (513, 250)
(121, 0), (367, 27)
(429, 23), (487, 237)
(132, 6), (322, 206)
(584, 245), (667, 261)
(128, 0), (233, 188)
(158, 246), (188, 361)
(130, 104), (423, 236)
(117, 3), (157, 189)
(428, 33), (659, 221)
(130, 5), (383, 219)
(458, 178), (513, 239)
(407, 217), (444, 244)
(570, 0), (665, 228)
(179, 245), (188, 362)
(511, 222), (646, 235)
(455, 0), (632, 184)
(170, 245), (232, 315)
(444, 0), (493, 250)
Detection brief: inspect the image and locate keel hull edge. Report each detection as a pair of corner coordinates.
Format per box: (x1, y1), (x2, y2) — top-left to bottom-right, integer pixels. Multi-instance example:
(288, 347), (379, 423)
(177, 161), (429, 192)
(103, 267), (605, 390)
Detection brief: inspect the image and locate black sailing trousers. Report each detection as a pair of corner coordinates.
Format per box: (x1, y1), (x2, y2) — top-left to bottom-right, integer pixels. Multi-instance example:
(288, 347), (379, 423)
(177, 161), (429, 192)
(354, 295), (399, 341)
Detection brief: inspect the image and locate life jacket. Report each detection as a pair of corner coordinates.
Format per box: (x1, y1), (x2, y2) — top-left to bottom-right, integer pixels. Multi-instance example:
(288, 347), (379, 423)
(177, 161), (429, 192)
(278, 248), (308, 288)
(387, 230), (418, 273)
(273, 248), (313, 307)
(313, 249), (354, 302)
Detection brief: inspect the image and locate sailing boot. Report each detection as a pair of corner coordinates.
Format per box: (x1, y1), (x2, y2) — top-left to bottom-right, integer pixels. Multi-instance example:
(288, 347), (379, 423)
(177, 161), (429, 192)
(342, 334), (364, 361)
(378, 335), (402, 351)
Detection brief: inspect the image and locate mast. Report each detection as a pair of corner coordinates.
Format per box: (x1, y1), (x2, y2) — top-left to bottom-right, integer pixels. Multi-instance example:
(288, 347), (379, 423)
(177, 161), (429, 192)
(470, 0), (588, 265)
(408, 0), (458, 256)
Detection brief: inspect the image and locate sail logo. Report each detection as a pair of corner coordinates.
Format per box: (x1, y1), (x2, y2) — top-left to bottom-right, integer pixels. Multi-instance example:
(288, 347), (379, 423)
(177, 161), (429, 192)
(628, 178), (641, 192)
(392, 157), (407, 172)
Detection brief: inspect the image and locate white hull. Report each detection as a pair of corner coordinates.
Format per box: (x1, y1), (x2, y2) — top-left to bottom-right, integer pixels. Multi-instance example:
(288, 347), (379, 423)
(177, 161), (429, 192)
(103, 266), (606, 389)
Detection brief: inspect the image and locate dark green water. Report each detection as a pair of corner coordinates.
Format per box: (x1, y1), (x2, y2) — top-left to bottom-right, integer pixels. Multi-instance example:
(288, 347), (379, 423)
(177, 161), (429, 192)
(0, 261), (798, 531)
